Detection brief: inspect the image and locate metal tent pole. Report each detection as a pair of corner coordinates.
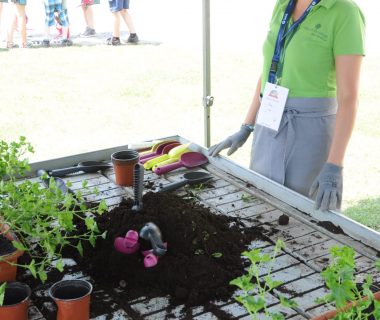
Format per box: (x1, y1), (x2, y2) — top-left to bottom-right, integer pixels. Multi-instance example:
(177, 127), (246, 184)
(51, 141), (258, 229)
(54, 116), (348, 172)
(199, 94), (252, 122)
(202, 0), (214, 147)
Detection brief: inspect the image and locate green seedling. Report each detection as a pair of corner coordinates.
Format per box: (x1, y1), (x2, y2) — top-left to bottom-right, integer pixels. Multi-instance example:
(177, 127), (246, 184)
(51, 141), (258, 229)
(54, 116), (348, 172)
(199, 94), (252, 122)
(318, 245), (380, 319)
(0, 137), (108, 285)
(211, 252), (223, 258)
(241, 194), (255, 203)
(230, 239), (297, 320)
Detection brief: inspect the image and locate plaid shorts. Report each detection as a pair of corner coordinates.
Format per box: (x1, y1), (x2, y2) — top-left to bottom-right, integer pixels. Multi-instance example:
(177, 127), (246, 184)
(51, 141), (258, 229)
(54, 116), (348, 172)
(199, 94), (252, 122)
(108, 0), (130, 13)
(44, 3), (68, 27)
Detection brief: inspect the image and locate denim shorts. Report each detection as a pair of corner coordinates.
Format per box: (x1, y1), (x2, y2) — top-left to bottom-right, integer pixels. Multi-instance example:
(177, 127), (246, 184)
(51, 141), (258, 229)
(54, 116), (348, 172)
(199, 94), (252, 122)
(11, 0), (27, 4)
(108, 0), (130, 13)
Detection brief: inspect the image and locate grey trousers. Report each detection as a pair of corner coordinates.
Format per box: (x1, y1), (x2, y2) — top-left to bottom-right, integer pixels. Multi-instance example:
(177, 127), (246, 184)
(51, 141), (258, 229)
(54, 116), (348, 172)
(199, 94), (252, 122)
(250, 97), (337, 196)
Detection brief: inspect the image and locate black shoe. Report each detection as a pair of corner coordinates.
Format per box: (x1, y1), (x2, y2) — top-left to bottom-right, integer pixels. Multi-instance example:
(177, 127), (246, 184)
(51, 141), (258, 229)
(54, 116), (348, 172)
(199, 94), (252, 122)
(127, 33), (139, 44)
(106, 37), (121, 46)
(61, 38), (73, 46)
(42, 39), (50, 47)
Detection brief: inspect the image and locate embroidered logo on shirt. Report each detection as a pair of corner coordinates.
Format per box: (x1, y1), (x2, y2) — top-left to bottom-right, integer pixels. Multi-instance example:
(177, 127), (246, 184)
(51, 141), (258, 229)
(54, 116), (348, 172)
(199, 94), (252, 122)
(304, 24), (328, 42)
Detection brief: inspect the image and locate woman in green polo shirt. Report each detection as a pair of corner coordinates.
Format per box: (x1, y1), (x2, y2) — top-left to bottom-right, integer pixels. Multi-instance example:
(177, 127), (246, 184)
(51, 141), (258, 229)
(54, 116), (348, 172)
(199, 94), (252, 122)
(209, 0), (365, 212)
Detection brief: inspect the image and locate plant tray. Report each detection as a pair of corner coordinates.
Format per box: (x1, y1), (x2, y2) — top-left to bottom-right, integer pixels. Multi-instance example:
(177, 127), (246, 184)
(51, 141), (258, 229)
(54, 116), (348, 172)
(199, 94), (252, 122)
(20, 136), (380, 320)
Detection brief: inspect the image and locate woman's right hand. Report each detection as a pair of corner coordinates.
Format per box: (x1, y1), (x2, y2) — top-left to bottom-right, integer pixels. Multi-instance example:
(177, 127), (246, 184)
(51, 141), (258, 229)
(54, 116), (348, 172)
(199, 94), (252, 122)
(208, 125), (253, 157)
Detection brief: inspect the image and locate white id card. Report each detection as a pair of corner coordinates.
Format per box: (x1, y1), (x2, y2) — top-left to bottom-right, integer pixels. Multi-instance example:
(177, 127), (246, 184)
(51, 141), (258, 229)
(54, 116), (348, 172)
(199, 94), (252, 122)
(256, 82), (289, 132)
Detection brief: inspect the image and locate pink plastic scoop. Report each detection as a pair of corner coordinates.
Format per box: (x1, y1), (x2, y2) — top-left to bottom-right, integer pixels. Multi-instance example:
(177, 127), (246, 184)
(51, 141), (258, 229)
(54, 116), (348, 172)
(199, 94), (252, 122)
(114, 230), (140, 254)
(154, 152), (208, 175)
(139, 141), (177, 161)
(140, 142), (181, 164)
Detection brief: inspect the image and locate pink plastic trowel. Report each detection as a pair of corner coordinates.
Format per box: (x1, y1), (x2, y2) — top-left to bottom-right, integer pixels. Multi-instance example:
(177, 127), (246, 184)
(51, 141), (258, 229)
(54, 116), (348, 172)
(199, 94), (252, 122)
(114, 230), (140, 254)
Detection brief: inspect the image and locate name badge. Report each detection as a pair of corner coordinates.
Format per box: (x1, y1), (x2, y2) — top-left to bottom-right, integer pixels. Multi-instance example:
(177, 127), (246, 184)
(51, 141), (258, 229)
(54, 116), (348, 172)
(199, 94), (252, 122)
(256, 82), (289, 132)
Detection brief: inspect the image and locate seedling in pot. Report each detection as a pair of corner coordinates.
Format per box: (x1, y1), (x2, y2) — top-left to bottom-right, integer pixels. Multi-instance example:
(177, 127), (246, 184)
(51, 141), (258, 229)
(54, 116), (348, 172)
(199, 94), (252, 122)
(0, 137), (108, 282)
(316, 246), (380, 319)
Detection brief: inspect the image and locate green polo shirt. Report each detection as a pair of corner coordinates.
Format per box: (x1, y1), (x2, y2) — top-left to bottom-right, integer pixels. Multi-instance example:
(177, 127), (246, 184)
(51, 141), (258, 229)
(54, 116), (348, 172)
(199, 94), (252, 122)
(262, 0), (365, 98)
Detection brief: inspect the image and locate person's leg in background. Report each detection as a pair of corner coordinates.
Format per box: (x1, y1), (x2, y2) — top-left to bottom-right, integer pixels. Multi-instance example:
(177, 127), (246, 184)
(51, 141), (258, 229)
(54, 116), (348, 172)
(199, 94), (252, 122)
(55, 1), (71, 45)
(43, 2), (56, 47)
(120, 0), (138, 43)
(81, 0), (97, 37)
(6, 1), (24, 48)
(107, 0), (122, 45)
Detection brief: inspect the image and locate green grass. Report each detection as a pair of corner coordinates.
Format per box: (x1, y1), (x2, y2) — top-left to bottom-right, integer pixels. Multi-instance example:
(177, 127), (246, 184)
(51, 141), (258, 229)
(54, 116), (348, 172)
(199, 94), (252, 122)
(1, 10), (379, 230)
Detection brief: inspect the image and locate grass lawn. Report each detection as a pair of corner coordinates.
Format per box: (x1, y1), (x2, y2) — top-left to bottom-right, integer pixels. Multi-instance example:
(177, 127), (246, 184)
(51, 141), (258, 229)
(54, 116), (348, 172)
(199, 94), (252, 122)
(0, 0), (379, 230)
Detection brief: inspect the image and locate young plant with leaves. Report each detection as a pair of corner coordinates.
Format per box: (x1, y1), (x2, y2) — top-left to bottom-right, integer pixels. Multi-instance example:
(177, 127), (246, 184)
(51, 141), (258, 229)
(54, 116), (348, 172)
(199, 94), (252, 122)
(230, 239), (297, 320)
(317, 246), (380, 319)
(0, 137), (107, 283)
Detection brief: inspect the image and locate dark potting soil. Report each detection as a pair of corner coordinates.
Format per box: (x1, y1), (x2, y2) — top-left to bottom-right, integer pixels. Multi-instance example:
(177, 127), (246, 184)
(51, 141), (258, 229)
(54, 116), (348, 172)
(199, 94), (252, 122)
(278, 214), (289, 226)
(65, 191), (265, 310)
(17, 191), (268, 319)
(0, 234), (16, 256)
(317, 220), (345, 235)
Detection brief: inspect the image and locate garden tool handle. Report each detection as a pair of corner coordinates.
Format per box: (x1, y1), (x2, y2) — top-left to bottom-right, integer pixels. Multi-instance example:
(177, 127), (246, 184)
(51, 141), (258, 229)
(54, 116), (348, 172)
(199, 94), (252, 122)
(49, 166), (83, 177)
(140, 152), (157, 161)
(139, 223), (167, 257)
(154, 161), (183, 175)
(157, 180), (188, 193)
(49, 164), (112, 177)
(132, 164), (144, 211)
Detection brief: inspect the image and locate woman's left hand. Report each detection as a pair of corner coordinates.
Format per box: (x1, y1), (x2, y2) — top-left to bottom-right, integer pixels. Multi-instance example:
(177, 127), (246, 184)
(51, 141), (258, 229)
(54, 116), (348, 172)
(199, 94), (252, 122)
(309, 163), (343, 211)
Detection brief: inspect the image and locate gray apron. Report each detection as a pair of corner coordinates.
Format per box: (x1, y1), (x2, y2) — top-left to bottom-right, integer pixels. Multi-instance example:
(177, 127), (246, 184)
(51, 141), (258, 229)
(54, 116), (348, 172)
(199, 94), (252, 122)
(250, 97), (337, 196)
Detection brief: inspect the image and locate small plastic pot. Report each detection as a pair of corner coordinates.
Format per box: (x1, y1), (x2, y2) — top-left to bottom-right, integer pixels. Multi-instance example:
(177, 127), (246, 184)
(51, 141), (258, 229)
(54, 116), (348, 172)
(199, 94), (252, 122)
(49, 279), (93, 320)
(0, 224), (24, 282)
(111, 150), (139, 186)
(0, 282), (31, 320)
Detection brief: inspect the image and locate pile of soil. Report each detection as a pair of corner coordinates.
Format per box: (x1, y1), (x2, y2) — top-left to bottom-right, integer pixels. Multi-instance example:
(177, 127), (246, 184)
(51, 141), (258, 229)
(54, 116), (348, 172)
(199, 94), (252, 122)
(18, 191), (267, 319)
(68, 191), (264, 307)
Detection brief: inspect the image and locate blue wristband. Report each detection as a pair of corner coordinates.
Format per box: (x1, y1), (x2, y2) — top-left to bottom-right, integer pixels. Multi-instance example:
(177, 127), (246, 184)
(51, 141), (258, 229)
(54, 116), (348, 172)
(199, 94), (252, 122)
(241, 123), (254, 132)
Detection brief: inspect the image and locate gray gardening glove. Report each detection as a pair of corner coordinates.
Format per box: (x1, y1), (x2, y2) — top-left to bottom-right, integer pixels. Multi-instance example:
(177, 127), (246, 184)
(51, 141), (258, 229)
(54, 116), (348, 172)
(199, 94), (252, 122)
(208, 125), (253, 157)
(309, 163), (343, 212)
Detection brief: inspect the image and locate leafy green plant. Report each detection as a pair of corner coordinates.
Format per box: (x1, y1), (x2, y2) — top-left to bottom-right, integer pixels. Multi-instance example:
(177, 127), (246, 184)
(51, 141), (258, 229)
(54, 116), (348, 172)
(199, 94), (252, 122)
(0, 137), (107, 284)
(230, 239), (297, 319)
(318, 245), (380, 319)
(0, 283), (5, 306)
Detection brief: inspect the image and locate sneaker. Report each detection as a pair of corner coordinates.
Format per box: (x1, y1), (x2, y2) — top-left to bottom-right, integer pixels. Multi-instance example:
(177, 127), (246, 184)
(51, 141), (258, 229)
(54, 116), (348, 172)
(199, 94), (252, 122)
(127, 33), (139, 44)
(61, 38), (73, 46)
(6, 42), (19, 49)
(81, 27), (96, 37)
(106, 37), (121, 46)
(42, 39), (50, 47)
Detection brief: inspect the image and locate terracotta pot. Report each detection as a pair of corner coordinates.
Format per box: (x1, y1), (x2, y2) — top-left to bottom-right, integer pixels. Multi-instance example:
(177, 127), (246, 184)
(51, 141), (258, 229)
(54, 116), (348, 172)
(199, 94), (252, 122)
(311, 291), (380, 320)
(49, 279), (93, 320)
(0, 281), (31, 320)
(0, 224), (24, 282)
(111, 150), (139, 186)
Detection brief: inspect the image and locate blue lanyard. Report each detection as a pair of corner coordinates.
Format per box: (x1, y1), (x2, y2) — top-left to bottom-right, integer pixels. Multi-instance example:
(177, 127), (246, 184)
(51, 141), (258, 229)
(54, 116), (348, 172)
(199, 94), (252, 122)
(268, 0), (320, 84)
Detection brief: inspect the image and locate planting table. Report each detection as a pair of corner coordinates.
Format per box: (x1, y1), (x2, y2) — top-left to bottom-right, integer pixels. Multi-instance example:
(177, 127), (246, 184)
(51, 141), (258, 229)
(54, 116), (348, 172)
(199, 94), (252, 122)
(24, 135), (380, 320)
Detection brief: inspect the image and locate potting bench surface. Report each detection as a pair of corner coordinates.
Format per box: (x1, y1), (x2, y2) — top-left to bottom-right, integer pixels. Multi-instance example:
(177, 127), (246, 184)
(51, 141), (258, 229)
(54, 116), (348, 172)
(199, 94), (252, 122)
(24, 137), (380, 320)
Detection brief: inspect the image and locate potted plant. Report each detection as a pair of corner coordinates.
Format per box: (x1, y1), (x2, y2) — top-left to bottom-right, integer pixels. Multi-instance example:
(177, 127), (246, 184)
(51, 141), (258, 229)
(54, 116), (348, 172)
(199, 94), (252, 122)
(0, 137), (107, 282)
(312, 246), (380, 320)
(0, 224), (24, 282)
